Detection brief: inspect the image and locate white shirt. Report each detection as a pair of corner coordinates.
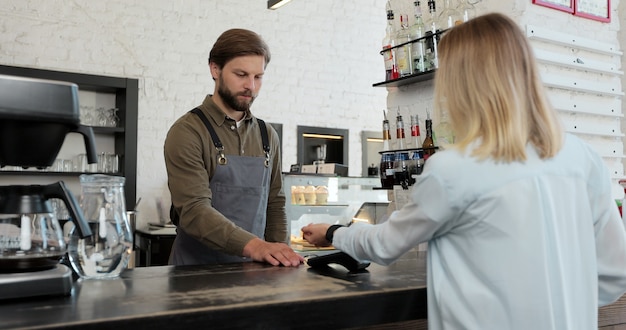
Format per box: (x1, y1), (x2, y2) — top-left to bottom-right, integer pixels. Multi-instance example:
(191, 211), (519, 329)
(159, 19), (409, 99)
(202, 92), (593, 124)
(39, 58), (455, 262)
(334, 134), (626, 330)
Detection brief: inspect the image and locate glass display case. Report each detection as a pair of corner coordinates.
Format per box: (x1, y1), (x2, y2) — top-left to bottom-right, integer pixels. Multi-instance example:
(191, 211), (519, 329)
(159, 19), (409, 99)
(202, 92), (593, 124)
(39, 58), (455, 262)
(283, 174), (390, 239)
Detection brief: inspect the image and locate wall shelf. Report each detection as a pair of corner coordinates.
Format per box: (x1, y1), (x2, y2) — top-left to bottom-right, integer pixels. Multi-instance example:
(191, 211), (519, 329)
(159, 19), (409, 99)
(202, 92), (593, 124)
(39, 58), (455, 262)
(0, 171), (124, 176)
(372, 70), (436, 88)
(373, 28), (447, 88)
(0, 65), (138, 210)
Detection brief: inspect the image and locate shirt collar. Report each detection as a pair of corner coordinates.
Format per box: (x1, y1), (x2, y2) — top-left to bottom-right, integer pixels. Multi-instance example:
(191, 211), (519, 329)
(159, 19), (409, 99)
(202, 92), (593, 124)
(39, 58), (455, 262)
(200, 94), (254, 126)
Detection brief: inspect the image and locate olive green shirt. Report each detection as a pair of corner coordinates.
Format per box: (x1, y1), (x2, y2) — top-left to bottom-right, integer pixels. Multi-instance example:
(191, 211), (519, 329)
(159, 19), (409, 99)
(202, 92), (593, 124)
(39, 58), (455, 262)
(164, 95), (287, 256)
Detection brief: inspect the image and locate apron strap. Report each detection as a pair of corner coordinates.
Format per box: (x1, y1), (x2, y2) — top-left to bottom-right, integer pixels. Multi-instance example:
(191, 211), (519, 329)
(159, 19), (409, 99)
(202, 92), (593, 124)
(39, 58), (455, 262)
(256, 119), (270, 153)
(190, 107), (271, 167)
(190, 107), (227, 165)
(256, 119), (271, 167)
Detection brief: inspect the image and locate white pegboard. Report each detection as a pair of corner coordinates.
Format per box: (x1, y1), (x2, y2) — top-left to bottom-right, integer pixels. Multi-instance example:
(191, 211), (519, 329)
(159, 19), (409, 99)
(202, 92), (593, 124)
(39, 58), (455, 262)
(540, 72), (624, 97)
(533, 48), (623, 75)
(547, 90), (622, 118)
(560, 113), (624, 138)
(526, 24), (625, 196)
(526, 25), (622, 56)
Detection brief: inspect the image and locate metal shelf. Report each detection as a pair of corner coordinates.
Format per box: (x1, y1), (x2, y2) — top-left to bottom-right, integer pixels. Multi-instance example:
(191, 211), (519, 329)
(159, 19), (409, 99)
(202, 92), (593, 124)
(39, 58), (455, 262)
(373, 28), (446, 88)
(372, 70), (436, 87)
(0, 171), (123, 177)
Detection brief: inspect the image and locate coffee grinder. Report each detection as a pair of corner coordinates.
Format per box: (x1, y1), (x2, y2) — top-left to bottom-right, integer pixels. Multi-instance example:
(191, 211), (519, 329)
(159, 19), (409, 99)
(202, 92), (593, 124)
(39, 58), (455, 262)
(313, 144), (327, 165)
(0, 74), (96, 299)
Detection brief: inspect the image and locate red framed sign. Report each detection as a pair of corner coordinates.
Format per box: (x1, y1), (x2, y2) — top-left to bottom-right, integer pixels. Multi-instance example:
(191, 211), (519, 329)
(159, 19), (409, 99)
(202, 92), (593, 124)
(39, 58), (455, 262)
(532, 0), (574, 13)
(574, 0), (611, 22)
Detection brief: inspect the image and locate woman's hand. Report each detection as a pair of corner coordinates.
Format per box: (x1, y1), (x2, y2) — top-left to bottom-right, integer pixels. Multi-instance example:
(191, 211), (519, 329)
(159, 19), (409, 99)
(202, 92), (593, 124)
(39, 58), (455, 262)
(301, 223), (332, 247)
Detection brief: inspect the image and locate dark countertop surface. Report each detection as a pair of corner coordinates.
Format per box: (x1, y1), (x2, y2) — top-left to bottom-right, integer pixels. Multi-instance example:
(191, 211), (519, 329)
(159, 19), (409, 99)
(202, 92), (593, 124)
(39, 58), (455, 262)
(0, 251), (427, 330)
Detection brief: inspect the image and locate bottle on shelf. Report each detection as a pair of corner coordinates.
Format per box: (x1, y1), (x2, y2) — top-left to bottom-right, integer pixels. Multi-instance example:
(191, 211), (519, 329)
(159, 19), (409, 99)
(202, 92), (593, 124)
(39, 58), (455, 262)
(410, 114), (422, 148)
(410, 0), (429, 73)
(393, 151), (411, 189)
(438, 0), (463, 29)
(382, 2), (399, 81)
(434, 110), (455, 150)
(409, 149), (424, 177)
(382, 109), (391, 151)
(395, 107), (407, 149)
(456, 0), (477, 23)
(380, 109), (395, 189)
(424, 0), (440, 69)
(394, 13), (413, 77)
(422, 110), (436, 160)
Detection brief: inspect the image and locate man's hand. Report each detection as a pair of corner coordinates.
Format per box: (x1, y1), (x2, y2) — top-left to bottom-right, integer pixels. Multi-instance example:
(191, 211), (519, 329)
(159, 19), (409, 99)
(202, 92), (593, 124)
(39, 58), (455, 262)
(301, 223), (332, 247)
(242, 238), (304, 267)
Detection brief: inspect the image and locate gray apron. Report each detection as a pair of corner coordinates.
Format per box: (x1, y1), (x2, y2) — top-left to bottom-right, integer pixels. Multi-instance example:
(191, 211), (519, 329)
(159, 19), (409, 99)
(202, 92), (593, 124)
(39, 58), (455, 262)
(170, 108), (271, 265)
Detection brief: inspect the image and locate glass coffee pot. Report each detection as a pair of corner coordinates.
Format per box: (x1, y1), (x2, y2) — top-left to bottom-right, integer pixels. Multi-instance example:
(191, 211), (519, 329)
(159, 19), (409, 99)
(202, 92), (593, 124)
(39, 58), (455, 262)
(0, 182), (92, 271)
(68, 174), (133, 279)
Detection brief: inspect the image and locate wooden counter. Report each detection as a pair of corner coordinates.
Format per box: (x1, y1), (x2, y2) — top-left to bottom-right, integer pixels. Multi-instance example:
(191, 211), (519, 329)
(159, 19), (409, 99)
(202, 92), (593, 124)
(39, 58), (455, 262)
(1, 249), (625, 329)
(0, 252), (428, 330)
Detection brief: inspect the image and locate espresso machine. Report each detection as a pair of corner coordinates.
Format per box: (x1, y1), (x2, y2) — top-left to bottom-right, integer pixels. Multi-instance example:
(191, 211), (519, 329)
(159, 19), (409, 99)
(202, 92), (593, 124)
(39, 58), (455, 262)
(0, 74), (96, 299)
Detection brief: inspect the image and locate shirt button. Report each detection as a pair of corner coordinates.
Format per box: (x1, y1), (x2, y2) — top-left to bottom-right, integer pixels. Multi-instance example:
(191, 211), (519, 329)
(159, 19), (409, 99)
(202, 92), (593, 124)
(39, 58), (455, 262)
(230, 125), (235, 130)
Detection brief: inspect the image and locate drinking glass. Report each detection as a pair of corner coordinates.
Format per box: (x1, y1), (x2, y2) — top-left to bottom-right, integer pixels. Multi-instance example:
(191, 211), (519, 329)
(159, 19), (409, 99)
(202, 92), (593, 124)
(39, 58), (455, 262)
(97, 107), (108, 127)
(106, 108), (120, 127)
(75, 154), (88, 172)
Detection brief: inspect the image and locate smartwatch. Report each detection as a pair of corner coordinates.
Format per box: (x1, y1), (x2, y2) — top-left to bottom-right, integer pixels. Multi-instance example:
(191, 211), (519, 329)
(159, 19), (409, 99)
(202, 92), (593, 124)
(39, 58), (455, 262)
(325, 224), (343, 244)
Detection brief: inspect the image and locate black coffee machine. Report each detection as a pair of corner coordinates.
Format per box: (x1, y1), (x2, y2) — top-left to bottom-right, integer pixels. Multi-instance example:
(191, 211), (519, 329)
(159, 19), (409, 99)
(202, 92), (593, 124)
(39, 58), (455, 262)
(0, 74), (96, 299)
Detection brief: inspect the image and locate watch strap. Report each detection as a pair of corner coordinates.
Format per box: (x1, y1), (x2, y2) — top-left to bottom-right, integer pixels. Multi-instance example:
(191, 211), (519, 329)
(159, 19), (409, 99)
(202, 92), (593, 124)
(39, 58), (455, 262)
(325, 224), (343, 244)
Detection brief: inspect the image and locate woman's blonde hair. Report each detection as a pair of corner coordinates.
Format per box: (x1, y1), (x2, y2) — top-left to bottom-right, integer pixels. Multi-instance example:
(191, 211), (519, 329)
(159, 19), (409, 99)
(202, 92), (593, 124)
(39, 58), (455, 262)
(434, 12), (563, 162)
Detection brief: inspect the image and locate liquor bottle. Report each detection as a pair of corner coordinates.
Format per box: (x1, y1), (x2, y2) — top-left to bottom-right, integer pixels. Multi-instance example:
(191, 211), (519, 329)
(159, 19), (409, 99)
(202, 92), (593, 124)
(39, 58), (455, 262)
(382, 2), (399, 81)
(395, 107), (407, 149)
(382, 109), (391, 151)
(422, 110), (436, 159)
(434, 110), (455, 149)
(410, 1), (428, 73)
(424, 0), (440, 69)
(456, 0), (477, 23)
(410, 114), (422, 148)
(380, 109), (395, 189)
(394, 13), (413, 77)
(438, 0), (463, 29)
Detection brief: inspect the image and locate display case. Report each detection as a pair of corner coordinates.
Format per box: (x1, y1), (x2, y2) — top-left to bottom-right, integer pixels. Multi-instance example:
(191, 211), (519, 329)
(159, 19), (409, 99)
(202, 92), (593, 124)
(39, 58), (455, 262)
(283, 174), (390, 239)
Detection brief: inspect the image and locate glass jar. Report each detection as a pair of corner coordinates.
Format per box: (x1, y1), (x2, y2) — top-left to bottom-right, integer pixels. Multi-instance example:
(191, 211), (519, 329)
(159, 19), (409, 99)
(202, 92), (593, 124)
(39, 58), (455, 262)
(379, 152), (396, 189)
(68, 174), (133, 279)
(409, 149), (425, 178)
(393, 151), (411, 188)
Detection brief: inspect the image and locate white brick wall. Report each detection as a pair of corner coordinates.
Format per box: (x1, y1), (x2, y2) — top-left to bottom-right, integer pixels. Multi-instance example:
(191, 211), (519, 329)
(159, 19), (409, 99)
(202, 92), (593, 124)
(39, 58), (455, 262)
(0, 0), (388, 226)
(0, 0), (623, 225)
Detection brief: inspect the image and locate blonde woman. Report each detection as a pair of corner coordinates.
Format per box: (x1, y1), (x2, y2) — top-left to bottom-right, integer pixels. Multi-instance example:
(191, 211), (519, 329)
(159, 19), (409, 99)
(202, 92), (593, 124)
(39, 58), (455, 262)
(302, 13), (626, 329)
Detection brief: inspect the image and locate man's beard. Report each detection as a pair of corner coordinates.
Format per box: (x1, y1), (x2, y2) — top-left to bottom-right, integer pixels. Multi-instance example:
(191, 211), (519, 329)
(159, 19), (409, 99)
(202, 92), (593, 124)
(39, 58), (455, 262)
(217, 75), (255, 112)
